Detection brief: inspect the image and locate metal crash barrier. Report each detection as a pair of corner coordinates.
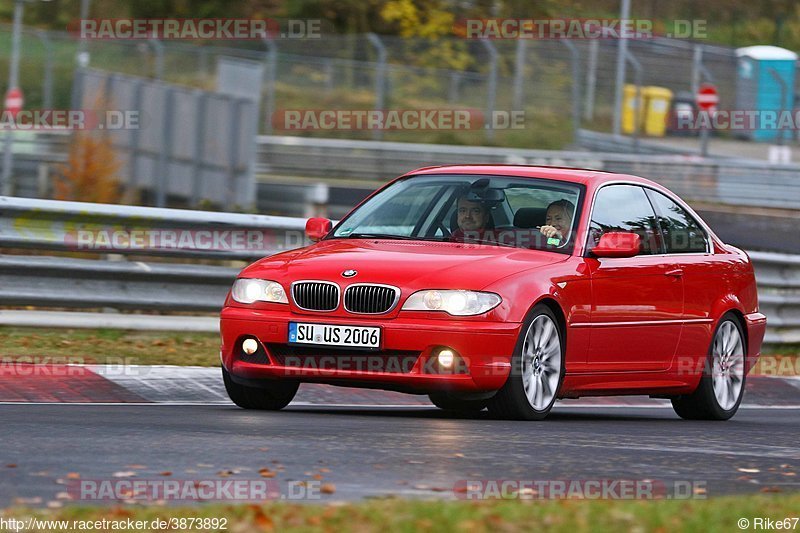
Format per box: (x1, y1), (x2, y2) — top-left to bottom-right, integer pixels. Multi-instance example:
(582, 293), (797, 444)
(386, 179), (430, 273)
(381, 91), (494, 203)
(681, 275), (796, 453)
(0, 196), (797, 344)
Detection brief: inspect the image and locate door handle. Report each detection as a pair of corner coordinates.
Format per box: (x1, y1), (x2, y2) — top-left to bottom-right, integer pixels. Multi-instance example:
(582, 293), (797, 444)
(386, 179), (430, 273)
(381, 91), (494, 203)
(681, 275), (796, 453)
(665, 268), (684, 278)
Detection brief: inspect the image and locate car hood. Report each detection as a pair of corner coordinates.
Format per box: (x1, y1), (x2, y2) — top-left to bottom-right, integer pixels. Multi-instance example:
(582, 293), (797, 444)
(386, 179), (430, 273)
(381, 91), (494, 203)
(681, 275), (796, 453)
(241, 238), (566, 290)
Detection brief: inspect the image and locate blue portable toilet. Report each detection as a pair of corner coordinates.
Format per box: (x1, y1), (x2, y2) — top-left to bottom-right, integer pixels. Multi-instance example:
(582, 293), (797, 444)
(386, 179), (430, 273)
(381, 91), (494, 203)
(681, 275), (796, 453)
(735, 45), (798, 142)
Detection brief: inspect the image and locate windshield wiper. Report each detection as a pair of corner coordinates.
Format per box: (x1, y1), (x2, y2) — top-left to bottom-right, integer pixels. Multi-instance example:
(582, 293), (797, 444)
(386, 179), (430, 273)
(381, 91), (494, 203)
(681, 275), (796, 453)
(459, 238), (517, 249)
(342, 233), (447, 242)
(343, 233), (418, 240)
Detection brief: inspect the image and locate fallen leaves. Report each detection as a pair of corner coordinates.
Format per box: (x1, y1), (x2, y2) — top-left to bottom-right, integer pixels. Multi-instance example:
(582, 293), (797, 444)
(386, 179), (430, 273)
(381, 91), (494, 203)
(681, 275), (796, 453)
(248, 505), (274, 531)
(13, 497), (42, 505)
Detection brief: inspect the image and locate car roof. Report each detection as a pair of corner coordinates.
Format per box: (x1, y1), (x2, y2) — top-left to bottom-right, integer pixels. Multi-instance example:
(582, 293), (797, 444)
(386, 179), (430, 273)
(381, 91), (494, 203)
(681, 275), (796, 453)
(402, 164), (660, 188)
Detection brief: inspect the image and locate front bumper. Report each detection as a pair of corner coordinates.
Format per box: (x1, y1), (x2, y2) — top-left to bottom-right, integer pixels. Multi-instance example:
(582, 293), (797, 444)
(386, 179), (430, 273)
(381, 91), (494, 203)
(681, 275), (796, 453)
(744, 311), (767, 373)
(220, 306), (520, 393)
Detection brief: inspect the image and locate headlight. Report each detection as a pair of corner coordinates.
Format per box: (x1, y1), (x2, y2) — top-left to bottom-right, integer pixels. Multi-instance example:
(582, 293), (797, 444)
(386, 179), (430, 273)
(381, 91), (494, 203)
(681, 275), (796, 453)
(231, 278), (288, 304)
(401, 290), (501, 316)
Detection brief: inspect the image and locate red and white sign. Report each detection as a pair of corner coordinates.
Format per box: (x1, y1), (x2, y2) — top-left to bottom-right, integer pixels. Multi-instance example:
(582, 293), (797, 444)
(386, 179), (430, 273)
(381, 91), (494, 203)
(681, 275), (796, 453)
(696, 83), (718, 111)
(4, 87), (23, 118)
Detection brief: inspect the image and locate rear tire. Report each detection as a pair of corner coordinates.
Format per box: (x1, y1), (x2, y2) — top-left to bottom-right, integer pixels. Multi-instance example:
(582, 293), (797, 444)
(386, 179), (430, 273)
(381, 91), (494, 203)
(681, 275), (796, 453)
(428, 392), (488, 412)
(671, 313), (746, 421)
(222, 367), (299, 410)
(488, 304), (565, 420)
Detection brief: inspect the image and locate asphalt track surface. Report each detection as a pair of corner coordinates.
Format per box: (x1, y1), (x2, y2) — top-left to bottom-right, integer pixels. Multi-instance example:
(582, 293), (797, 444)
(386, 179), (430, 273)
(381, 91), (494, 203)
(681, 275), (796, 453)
(2, 404), (799, 506)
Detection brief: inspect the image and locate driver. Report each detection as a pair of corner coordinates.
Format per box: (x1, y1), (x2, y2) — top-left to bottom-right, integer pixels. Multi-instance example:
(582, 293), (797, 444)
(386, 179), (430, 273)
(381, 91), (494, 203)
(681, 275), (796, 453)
(450, 195), (493, 242)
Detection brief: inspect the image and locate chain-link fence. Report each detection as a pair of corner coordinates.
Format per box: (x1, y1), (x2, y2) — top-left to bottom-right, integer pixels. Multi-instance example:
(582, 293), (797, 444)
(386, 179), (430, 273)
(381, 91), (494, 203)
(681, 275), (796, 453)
(572, 38), (737, 132)
(1, 25), (749, 150)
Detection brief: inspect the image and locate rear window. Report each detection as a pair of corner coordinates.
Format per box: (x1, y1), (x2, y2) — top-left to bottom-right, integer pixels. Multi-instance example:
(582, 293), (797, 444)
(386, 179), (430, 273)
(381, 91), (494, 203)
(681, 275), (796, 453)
(646, 190), (708, 254)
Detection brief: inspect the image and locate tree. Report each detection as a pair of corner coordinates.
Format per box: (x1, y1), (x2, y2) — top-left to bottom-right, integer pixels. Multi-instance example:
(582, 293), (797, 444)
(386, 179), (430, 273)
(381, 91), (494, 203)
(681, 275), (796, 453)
(54, 132), (122, 204)
(380, 0), (472, 70)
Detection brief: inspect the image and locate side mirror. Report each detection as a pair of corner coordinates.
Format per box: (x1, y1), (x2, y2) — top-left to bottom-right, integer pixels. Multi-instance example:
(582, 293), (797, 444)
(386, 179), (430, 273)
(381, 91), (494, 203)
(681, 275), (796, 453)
(305, 218), (332, 242)
(592, 232), (641, 258)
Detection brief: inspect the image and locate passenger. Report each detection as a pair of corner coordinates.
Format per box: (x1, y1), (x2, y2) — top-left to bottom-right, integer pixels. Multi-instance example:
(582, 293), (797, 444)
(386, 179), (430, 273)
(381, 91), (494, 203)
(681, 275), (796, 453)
(539, 199), (575, 244)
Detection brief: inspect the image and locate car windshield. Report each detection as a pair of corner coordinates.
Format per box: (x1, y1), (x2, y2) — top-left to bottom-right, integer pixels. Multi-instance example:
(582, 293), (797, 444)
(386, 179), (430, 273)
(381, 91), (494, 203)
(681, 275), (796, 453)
(330, 174), (584, 254)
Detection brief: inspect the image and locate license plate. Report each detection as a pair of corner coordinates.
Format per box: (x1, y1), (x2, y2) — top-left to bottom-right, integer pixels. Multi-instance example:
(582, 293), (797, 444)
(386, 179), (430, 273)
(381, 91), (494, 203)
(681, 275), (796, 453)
(288, 322), (381, 349)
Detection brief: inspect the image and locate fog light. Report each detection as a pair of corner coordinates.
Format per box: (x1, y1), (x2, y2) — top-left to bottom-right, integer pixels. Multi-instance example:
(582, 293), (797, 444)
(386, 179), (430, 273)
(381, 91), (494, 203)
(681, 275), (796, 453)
(242, 338), (259, 355)
(437, 349), (455, 368)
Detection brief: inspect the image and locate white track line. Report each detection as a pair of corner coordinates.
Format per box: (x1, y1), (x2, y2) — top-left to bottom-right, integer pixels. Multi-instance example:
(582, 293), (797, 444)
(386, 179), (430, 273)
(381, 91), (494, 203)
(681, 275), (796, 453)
(0, 402), (798, 409)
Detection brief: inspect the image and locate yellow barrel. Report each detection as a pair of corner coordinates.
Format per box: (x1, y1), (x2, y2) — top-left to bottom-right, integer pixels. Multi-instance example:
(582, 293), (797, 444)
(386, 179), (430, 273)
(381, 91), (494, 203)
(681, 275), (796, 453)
(641, 86), (673, 137)
(621, 84), (641, 135)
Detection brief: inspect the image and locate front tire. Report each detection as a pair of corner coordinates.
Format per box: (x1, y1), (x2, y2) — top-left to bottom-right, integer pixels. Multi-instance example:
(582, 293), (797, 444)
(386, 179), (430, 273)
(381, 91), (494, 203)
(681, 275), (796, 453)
(222, 367), (299, 410)
(671, 314), (746, 420)
(488, 305), (565, 420)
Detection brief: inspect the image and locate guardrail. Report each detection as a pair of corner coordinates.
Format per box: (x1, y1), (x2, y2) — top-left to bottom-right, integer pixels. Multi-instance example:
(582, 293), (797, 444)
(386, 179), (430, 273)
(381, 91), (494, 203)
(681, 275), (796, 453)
(10, 131), (800, 212)
(0, 196), (797, 344)
(748, 251), (800, 344)
(255, 135), (800, 210)
(0, 195), (309, 313)
(0, 195), (307, 260)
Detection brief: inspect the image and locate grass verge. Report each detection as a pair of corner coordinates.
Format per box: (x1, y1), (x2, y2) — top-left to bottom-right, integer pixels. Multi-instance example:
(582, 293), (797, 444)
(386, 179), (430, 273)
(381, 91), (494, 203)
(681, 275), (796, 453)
(3, 494), (799, 532)
(0, 325), (798, 375)
(0, 326), (219, 367)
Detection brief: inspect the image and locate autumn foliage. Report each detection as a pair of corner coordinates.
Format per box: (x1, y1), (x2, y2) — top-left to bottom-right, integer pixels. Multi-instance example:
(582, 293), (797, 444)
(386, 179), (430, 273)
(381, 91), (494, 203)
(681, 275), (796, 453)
(54, 131), (122, 204)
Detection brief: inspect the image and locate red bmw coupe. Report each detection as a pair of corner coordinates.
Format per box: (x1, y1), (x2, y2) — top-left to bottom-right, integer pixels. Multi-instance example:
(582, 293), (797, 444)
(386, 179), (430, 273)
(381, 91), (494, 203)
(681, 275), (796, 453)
(220, 165), (766, 420)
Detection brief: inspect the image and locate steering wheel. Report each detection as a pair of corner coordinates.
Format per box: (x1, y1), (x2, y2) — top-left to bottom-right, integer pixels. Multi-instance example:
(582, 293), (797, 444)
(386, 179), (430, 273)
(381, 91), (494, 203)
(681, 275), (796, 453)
(436, 221), (452, 238)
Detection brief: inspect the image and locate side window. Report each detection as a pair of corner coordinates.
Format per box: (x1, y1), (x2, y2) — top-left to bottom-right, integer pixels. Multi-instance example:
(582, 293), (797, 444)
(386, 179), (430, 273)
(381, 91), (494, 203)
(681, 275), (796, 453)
(588, 185), (661, 255)
(646, 190), (708, 254)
